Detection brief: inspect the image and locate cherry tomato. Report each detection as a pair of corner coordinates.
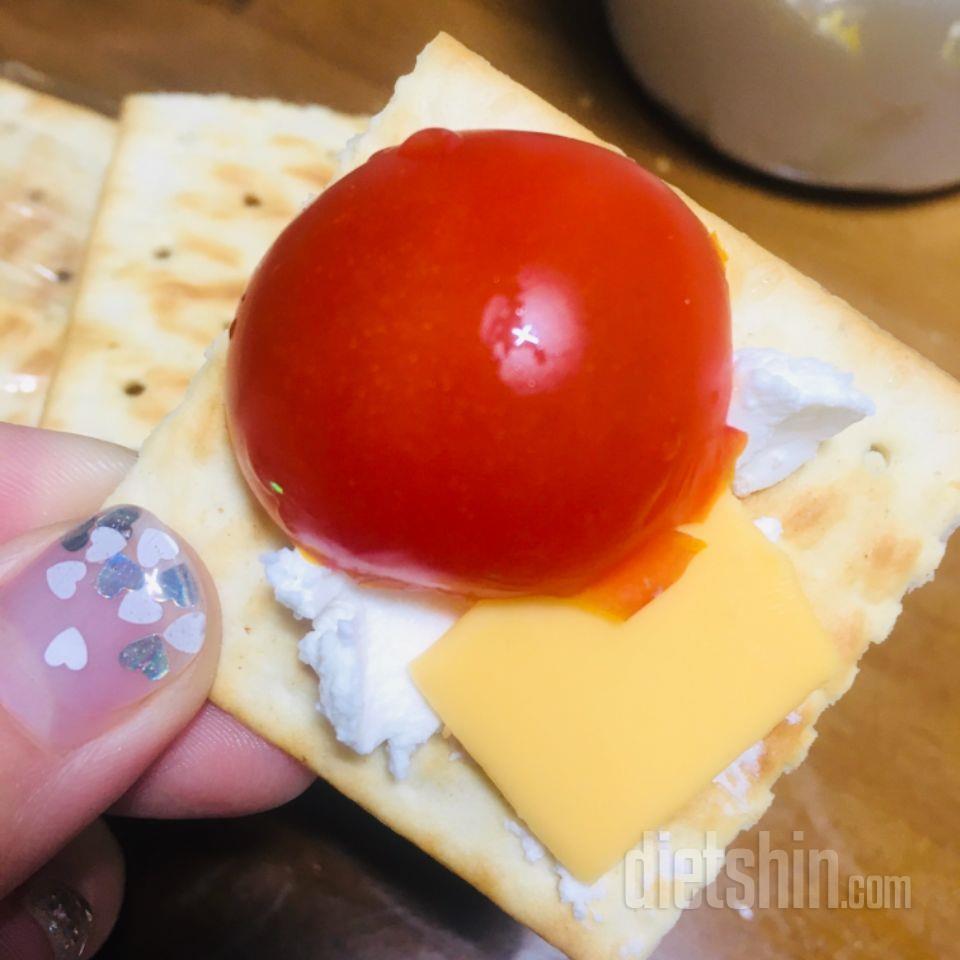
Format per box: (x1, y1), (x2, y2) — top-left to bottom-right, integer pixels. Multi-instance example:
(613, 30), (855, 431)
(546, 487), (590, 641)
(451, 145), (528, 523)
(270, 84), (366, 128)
(227, 129), (732, 597)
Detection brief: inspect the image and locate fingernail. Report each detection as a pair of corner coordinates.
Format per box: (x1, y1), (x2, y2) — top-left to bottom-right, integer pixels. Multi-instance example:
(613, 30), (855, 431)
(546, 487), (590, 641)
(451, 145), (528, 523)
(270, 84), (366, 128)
(0, 505), (209, 748)
(24, 879), (94, 960)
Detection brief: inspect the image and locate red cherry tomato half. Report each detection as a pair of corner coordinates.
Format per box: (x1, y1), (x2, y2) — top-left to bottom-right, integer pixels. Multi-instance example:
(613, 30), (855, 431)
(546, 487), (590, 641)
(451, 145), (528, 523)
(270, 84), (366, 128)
(227, 129), (733, 597)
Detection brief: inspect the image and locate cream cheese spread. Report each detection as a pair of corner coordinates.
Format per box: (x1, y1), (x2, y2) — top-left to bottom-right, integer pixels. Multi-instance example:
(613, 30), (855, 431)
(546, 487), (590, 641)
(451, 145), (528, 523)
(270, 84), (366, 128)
(263, 548), (464, 778)
(729, 347), (874, 497)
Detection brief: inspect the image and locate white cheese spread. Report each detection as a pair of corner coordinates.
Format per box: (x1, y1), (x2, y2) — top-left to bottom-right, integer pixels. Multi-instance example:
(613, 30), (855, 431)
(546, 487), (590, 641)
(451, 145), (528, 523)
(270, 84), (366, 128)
(752, 515), (783, 543)
(503, 819), (607, 923)
(504, 819), (547, 863)
(263, 548), (464, 778)
(729, 347), (874, 497)
(557, 867), (608, 922)
(712, 740), (766, 813)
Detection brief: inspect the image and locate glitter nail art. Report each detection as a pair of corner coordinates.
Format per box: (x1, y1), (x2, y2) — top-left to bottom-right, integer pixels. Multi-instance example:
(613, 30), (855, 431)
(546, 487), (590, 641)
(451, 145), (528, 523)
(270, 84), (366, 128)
(59, 506), (142, 555)
(96, 505), (140, 537)
(136, 527), (179, 567)
(117, 586), (164, 624)
(46, 561), (87, 600)
(61, 517), (96, 553)
(163, 612), (207, 654)
(43, 627), (89, 672)
(96, 554), (145, 599)
(119, 634), (170, 681)
(158, 563), (199, 608)
(84, 526), (127, 563)
(0, 504), (208, 747)
(25, 880), (94, 960)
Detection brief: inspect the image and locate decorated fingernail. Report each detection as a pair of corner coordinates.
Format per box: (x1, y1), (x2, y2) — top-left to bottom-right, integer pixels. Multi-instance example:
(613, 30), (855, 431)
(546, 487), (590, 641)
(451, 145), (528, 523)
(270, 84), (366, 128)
(25, 879), (94, 960)
(0, 505), (209, 748)
(25, 879), (93, 960)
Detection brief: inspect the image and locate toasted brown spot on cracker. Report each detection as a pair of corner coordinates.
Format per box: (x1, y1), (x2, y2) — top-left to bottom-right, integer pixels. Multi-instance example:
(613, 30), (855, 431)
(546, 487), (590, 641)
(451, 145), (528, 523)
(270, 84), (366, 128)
(152, 278), (244, 318)
(282, 162), (335, 188)
(187, 393), (228, 465)
(782, 487), (846, 547)
(148, 279), (247, 346)
(213, 162), (257, 187)
(853, 534), (923, 602)
(0, 202), (46, 259)
(21, 347), (55, 376)
(178, 232), (242, 267)
(174, 191), (241, 220)
(177, 189), (294, 220)
(270, 134), (314, 149)
(152, 278), (247, 303)
(834, 609), (867, 659)
(0, 311), (30, 339)
(132, 371), (192, 428)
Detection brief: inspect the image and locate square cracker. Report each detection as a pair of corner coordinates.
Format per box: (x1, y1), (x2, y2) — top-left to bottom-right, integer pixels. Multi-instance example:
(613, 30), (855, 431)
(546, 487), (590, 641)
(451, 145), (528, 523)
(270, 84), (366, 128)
(41, 93), (367, 448)
(105, 35), (960, 960)
(0, 78), (115, 426)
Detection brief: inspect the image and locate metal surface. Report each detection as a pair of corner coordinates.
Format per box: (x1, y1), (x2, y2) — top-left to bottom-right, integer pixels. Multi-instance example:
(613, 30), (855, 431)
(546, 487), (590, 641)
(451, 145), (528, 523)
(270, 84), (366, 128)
(607, 0), (960, 191)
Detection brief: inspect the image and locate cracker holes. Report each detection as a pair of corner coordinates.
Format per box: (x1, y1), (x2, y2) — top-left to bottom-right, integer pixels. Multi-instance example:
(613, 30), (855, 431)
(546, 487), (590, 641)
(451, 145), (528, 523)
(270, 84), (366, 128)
(123, 380), (146, 397)
(153, 246), (173, 260)
(55, 269), (72, 283)
(864, 443), (891, 473)
(243, 192), (262, 208)
(27, 188), (46, 203)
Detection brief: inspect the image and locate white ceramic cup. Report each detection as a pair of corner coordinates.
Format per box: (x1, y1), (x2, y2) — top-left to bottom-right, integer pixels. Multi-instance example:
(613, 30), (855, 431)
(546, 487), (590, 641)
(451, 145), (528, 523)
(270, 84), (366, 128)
(606, 0), (960, 192)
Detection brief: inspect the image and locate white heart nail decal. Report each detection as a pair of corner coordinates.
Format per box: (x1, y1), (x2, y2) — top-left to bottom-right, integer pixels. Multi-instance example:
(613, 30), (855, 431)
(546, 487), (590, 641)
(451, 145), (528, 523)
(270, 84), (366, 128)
(85, 526), (127, 563)
(118, 586), (164, 625)
(46, 561), (87, 600)
(44, 626), (88, 671)
(137, 528), (180, 568)
(163, 612), (206, 654)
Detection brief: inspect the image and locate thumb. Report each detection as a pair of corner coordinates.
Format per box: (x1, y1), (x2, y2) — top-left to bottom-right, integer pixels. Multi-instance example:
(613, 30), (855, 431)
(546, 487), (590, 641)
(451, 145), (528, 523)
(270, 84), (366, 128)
(0, 423), (136, 544)
(0, 505), (220, 896)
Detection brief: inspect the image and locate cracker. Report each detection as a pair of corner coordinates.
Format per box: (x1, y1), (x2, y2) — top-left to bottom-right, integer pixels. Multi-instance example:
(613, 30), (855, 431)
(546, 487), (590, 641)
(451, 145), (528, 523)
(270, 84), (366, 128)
(105, 35), (960, 960)
(0, 78), (115, 425)
(41, 93), (367, 447)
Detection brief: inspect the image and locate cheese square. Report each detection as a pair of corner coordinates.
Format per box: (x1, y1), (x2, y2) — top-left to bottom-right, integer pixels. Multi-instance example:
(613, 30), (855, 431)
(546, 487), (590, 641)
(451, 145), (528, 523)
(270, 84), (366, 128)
(412, 495), (838, 880)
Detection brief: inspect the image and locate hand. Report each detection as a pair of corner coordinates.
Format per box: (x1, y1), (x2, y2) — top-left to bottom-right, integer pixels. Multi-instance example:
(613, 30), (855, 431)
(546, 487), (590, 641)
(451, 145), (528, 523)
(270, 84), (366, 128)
(0, 423), (313, 958)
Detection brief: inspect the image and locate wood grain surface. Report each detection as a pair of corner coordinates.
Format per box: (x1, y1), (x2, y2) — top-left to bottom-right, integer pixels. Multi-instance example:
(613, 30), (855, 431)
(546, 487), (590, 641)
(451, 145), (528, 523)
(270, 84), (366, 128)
(2, 2), (958, 958)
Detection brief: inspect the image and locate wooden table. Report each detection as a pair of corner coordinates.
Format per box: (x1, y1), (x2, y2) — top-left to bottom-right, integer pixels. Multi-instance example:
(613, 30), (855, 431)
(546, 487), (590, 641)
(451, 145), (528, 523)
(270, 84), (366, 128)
(2, 2), (958, 957)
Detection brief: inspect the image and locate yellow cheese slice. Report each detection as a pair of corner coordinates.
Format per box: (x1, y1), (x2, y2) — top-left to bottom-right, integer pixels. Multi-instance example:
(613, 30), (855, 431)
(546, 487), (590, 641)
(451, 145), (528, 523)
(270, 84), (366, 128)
(412, 493), (838, 882)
